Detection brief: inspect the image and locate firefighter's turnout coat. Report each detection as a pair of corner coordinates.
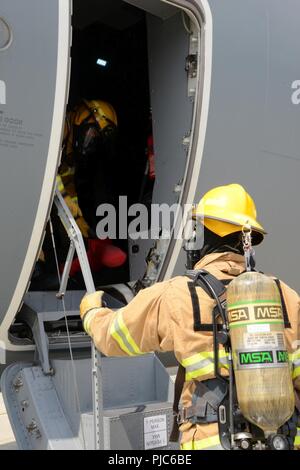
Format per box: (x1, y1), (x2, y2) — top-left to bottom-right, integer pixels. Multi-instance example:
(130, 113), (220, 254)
(81, 252), (300, 450)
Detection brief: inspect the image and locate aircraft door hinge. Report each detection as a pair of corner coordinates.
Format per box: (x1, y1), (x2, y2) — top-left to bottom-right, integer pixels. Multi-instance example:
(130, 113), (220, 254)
(185, 20), (199, 99)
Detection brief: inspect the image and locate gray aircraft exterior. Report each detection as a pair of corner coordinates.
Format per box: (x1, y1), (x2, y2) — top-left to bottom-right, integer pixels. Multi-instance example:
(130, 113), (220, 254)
(0, 0), (299, 450)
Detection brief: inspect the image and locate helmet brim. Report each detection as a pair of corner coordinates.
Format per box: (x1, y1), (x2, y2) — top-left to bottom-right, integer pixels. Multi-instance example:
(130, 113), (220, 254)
(194, 212), (266, 235)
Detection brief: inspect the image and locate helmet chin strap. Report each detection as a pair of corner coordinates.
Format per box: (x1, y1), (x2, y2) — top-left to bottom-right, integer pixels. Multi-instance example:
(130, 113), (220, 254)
(242, 223), (256, 272)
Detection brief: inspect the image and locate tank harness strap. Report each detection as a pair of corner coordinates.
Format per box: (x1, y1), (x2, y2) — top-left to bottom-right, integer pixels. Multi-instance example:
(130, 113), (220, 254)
(220, 279), (232, 286)
(170, 271), (229, 440)
(169, 364), (186, 442)
(171, 271), (292, 439)
(274, 278), (291, 328)
(177, 379), (228, 425)
(187, 269), (227, 332)
(187, 282), (202, 331)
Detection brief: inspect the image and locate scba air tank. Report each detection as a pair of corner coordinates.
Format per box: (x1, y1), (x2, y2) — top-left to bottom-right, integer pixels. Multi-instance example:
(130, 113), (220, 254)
(226, 272), (294, 433)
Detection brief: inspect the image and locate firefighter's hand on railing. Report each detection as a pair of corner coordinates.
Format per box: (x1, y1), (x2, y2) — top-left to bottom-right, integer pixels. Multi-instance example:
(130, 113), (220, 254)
(80, 291), (107, 335)
(80, 291), (105, 320)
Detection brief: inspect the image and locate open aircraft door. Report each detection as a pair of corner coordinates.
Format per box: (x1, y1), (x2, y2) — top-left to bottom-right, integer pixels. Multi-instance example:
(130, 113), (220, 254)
(2, 0), (300, 453)
(0, 0), (71, 361)
(0, 0), (211, 450)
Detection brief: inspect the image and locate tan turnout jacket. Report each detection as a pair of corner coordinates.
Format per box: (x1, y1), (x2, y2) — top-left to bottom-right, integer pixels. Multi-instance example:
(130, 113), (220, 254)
(83, 252), (300, 450)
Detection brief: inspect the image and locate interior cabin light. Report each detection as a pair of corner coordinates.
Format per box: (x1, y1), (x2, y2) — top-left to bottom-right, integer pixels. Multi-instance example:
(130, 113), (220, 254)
(97, 58), (108, 67)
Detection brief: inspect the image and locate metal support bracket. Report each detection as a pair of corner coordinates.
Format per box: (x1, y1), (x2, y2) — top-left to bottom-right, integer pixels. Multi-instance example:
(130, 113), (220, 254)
(57, 241), (76, 299)
(20, 304), (87, 376)
(54, 189), (95, 294)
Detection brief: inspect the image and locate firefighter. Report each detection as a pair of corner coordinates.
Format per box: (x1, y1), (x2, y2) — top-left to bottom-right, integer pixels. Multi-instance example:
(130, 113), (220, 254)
(79, 184), (300, 450)
(58, 100), (127, 275)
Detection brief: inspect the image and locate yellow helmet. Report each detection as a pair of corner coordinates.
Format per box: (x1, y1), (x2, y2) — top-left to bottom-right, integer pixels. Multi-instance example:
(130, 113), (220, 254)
(83, 99), (118, 129)
(194, 184), (266, 239)
(73, 100), (118, 129)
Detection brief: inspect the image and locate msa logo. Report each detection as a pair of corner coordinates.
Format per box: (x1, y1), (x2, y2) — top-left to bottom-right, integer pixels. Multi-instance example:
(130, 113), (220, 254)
(239, 350), (289, 367)
(240, 351), (274, 365)
(229, 304), (282, 324)
(0, 80), (6, 104)
(253, 306), (282, 320)
(228, 307), (249, 323)
(277, 350), (289, 363)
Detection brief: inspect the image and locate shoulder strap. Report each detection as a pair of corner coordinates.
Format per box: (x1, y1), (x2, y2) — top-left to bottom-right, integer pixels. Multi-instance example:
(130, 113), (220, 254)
(274, 278), (291, 328)
(186, 270), (228, 332)
(187, 281), (202, 331)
